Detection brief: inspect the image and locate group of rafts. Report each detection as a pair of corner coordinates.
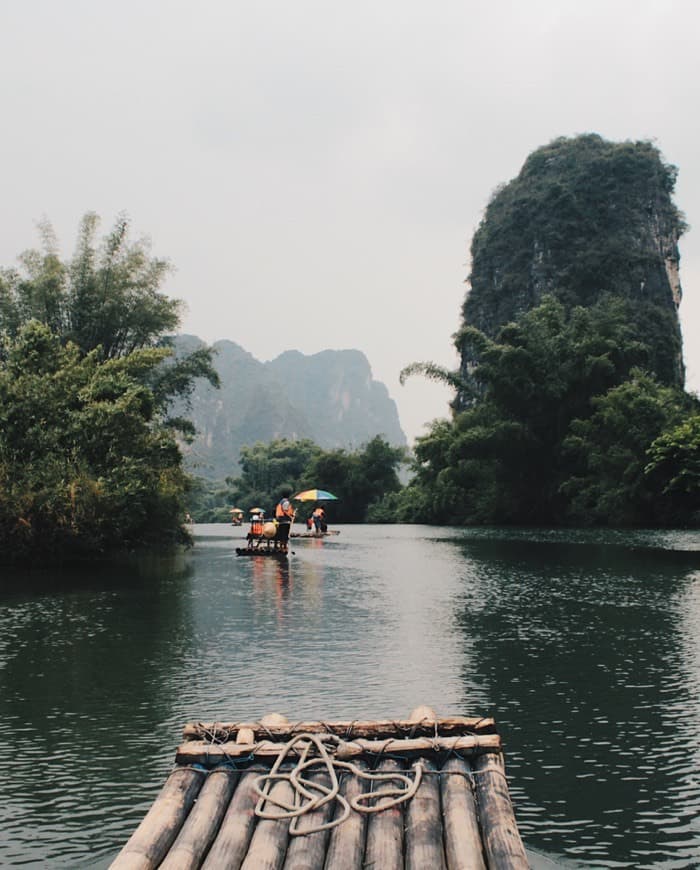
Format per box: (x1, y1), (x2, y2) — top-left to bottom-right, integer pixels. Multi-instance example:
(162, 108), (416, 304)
(234, 489), (340, 557)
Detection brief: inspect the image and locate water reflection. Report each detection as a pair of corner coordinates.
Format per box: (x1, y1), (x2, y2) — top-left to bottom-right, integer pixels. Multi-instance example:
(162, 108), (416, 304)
(449, 537), (700, 867)
(0, 526), (698, 867)
(0, 555), (195, 867)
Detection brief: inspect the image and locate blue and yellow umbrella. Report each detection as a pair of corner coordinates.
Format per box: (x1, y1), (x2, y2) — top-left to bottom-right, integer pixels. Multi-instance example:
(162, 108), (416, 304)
(293, 489), (338, 501)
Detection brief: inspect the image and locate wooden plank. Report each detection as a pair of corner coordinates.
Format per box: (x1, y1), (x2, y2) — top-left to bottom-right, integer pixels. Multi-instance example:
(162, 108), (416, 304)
(158, 768), (238, 870)
(176, 734), (501, 766)
(110, 767), (206, 870)
(323, 759), (369, 869)
(239, 772), (293, 870)
(440, 757), (486, 870)
(183, 716), (496, 742)
(405, 759), (445, 870)
(281, 769), (333, 870)
(472, 752), (529, 870)
(363, 759), (405, 870)
(201, 771), (259, 870)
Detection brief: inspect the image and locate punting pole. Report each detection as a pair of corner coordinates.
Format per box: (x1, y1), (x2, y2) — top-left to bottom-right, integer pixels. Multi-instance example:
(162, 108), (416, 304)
(473, 751), (529, 870)
(110, 767), (206, 870)
(440, 756), (486, 870)
(363, 758), (405, 870)
(159, 767), (239, 870)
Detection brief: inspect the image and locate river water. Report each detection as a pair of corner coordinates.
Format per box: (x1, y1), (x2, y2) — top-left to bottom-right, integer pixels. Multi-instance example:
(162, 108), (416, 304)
(0, 524), (698, 868)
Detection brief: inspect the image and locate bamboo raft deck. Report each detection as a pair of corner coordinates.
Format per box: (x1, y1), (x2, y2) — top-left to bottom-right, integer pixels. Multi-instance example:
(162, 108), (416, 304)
(110, 706), (528, 869)
(290, 530), (341, 538)
(235, 547), (291, 558)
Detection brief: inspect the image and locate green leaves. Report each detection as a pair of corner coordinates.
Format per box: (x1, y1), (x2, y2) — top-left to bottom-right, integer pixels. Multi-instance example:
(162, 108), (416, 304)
(645, 414), (700, 521)
(396, 295), (695, 527)
(0, 323), (191, 563)
(193, 436), (406, 524)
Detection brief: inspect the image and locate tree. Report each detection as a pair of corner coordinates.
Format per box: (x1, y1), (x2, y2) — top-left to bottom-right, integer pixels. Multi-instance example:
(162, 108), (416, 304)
(0, 323), (190, 562)
(308, 436), (405, 521)
(561, 371), (689, 525)
(194, 436), (406, 524)
(644, 413), (700, 523)
(0, 213), (219, 435)
(399, 296), (652, 524)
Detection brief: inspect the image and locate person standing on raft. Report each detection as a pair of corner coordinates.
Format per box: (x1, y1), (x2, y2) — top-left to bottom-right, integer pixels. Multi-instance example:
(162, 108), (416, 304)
(312, 505), (326, 533)
(274, 491), (295, 551)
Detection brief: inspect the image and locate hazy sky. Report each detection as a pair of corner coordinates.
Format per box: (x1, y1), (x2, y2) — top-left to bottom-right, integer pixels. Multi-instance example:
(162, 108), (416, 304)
(2, 0), (698, 442)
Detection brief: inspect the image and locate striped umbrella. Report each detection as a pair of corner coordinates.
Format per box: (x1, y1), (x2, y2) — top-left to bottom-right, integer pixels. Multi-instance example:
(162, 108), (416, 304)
(293, 489), (338, 501)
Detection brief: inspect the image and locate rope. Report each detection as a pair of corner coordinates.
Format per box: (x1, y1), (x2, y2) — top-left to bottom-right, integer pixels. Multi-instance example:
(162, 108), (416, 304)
(252, 732), (424, 836)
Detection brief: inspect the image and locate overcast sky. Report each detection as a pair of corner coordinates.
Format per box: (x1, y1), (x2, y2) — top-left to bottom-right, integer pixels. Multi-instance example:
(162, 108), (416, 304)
(2, 0), (698, 443)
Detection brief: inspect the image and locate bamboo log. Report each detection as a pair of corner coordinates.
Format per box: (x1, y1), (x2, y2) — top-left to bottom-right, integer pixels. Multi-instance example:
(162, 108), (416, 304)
(239, 773), (293, 870)
(159, 768), (238, 870)
(282, 769), (334, 870)
(183, 716), (496, 742)
(472, 752), (529, 870)
(408, 704), (437, 722)
(363, 759), (405, 870)
(440, 757), (486, 870)
(237, 728), (255, 745)
(175, 734), (501, 766)
(110, 767), (206, 870)
(323, 760), (369, 869)
(405, 759), (445, 870)
(201, 771), (259, 870)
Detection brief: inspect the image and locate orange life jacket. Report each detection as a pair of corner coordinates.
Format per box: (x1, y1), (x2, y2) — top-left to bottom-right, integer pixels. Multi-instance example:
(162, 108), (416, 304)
(275, 499), (294, 519)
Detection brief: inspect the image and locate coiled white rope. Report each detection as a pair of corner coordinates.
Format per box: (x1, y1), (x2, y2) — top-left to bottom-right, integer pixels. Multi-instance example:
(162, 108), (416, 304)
(253, 732), (424, 836)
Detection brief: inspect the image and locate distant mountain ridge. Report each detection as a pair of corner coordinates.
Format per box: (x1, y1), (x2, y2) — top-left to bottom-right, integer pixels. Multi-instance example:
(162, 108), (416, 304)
(173, 336), (406, 479)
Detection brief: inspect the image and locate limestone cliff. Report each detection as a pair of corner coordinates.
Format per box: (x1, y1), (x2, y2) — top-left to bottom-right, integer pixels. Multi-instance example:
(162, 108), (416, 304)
(459, 134), (687, 399)
(172, 337), (406, 479)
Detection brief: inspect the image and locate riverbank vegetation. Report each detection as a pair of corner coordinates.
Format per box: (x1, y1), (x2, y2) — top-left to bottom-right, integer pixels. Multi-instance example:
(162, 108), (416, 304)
(0, 214), (218, 563)
(188, 436), (406, 523)
(377, 136), (700, 528)
(381, 295), (699, 526)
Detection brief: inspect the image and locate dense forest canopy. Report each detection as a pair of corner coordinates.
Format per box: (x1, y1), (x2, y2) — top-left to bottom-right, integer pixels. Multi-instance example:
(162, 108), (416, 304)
(189, 436), (406, 524)
(394, 135), (699, 528)
(0, 214), (218, 563)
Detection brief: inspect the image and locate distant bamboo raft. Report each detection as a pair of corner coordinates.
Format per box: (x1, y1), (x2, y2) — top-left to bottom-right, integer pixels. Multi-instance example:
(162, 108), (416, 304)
(110, 706), (528, 869)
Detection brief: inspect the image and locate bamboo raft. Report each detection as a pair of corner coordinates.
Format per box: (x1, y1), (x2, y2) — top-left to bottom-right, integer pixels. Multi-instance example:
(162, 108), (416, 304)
(235, 547), (291, 558)
(290, 530), (341, 538)
(110, 706), (528, 869)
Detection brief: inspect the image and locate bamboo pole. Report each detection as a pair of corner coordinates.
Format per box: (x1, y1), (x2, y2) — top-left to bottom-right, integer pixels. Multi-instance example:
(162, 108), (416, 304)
(183, 716), (496, 742)
(323, 759), (369, 869)
(281, 769), (334, 870)
(110, 767), (206, 870)
(363, 759), (405, 870)
(239, 772), (294, 870)
(158, 768), (238, 870)
(176, 734), (501, 766)
(472, 752), (529, 870)
(201, 771), (259, 870)
(440, 756), (486, 870)
(405, 759), (446, 870)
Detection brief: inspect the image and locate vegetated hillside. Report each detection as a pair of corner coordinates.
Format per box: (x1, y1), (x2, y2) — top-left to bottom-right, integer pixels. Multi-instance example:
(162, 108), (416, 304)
(174, 336), (407, 479)
(458, 134), (687, 401)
